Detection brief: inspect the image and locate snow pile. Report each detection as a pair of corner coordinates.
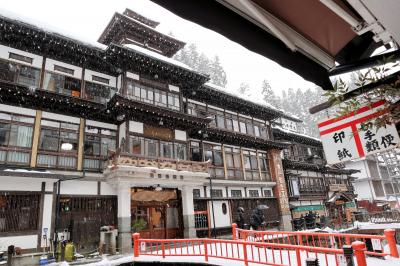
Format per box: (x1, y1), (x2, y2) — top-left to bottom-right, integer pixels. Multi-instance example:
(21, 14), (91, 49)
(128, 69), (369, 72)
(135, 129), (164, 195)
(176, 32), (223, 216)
(0, 8), (107, 50)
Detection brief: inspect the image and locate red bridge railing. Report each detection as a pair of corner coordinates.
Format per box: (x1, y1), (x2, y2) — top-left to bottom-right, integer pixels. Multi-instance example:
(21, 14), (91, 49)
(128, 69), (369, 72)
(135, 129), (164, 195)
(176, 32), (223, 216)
(131, 225), (399, 266)
(232, 223), (399, 258)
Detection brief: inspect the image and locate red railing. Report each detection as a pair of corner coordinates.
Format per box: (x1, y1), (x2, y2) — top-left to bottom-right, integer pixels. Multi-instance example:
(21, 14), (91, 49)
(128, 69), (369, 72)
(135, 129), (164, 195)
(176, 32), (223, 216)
(232, 223), (399, 258)
(133, 233), (345, 266)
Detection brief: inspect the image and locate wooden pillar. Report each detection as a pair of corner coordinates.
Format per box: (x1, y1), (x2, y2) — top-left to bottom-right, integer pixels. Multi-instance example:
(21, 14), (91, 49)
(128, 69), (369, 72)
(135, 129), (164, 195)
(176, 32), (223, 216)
(30, 110), (42, 167)
(268, 149), (292, 230)
(221, 145), (228, 179)
(77, 118), (85, 171)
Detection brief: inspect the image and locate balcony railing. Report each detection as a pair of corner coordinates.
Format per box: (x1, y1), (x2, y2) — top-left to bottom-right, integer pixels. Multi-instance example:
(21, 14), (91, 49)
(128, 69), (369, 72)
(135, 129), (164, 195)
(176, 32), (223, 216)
(108, 152), (210, 173)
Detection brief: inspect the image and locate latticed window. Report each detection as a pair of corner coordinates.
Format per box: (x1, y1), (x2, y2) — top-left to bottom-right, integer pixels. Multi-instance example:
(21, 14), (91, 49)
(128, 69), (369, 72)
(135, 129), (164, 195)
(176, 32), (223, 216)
(0, 112), (34, 165)
(37, 119), (80, 169)
(0, 193), (41, 233)
(84, 126), (116, 172)
(225, 146), (243, 180)
(231, 190), (242, 198)
(248, 190), (260, 197)
(211, 189), (223, 198)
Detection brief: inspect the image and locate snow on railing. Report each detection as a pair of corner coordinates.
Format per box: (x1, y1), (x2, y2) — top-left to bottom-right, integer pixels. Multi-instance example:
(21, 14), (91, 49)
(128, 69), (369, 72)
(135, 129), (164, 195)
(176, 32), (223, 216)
(232, 223), (399, 259)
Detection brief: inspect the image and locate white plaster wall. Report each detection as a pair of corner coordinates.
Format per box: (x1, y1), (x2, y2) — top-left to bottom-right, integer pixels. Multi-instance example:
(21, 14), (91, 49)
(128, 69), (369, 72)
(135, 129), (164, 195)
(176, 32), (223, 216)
(168, 85), (180, 92)
(354, 180), (374, 200)
(86, 120), (117, 130)
(174, 130), (187, 141)
(40, 194), (53, 248)
(126, 71), (139, 80)
(45, 58), (82, 79)
(118, 122), (126, 149)
(45, 180), (56, 192)
(0, 104), (36, 117)
(100, 182), (117, 195)
(60, 180), (97, 195)
(209, 200), (231, 228)
(84, 69), (117, 87)
(129, 121), (143, 134)
(0, 235), (37, 250)
(0, 176), (45, 191)
(42, 112), (80, 124)
(0, 44), (43, 68)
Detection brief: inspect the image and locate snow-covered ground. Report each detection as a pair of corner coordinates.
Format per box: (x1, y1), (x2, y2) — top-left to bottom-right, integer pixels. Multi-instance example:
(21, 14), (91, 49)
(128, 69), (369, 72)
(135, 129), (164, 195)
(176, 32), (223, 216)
(48, 241), (400, 266)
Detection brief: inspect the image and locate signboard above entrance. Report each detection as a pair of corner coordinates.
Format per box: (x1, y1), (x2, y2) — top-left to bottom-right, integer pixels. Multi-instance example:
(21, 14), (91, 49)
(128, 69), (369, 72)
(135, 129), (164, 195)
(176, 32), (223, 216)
(318, 100), (399, 165)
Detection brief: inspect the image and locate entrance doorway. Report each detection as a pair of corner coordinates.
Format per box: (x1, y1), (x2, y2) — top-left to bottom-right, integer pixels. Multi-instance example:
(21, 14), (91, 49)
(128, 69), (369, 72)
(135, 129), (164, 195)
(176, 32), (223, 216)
(131, 188), (183, 239)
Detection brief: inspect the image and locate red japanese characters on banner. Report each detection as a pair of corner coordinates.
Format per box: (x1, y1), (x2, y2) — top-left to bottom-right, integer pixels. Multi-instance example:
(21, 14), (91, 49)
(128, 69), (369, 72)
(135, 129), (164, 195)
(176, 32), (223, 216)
(318, 100), (400, 165)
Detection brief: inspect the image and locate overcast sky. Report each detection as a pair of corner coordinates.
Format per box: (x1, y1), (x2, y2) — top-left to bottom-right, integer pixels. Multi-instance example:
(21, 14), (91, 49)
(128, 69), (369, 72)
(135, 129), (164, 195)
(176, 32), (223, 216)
(2, 0), (318, 96)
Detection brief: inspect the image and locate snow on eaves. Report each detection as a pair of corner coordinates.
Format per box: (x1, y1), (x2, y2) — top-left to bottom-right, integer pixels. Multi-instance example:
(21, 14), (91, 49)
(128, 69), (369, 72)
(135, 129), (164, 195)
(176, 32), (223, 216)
(121, 14), (183, 44)
(122, 43), (199, 73)
(0, 8), (107, 50)
(204, 82), (282, 113)
(272, 124), (321, 142)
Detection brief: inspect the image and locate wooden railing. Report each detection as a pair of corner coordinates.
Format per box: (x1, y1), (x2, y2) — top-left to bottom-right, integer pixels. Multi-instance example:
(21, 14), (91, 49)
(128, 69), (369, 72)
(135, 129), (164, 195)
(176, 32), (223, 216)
(107, 152), (210, 173)
(354, 210), (400, 223)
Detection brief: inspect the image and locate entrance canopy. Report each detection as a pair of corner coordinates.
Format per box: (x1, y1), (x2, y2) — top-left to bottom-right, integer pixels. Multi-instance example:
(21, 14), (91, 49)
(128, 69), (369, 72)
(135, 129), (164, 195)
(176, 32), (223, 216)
(151, 0), (400, 90)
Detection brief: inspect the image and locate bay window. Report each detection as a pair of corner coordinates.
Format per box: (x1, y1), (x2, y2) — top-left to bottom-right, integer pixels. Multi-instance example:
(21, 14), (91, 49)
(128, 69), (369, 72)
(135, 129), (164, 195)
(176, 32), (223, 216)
(129, 135), (187, 160)
(37, 119), (79, 169)
(259, 152), (271, 181)
(126, 80), (181, 111)
(243, 150), (260, 180)
(84, 126), (116, 171)
(0, 59), (40, 87)
(0, 113), (34, 165)
(43, 71), (81, 97)
(85, 82), (117, 104)
(204, 143), (224, 178)
(225, 146), (243, 180)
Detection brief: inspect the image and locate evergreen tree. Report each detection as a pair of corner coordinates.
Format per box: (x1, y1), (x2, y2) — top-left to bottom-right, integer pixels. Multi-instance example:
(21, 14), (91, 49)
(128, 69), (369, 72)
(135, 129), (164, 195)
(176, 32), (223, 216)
(238, 82), (251, 97)
(261, 79), (279, 107)
(209, 56), (227, 87)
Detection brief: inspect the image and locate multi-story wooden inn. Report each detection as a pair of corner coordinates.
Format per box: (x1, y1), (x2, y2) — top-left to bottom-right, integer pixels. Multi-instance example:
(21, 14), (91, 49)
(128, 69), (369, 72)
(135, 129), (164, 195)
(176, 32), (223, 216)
(0, 9), (355, 253)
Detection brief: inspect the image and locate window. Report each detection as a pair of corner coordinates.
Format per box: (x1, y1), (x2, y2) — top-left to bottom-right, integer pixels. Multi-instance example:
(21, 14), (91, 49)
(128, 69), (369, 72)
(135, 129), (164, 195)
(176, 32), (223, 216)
(259, 152), (271, 181)
(43, 72), (81, 97)
(222, 203), (227, 215)
(264, 189), (273, 197)
(193, 189), (201, 199)
(54, 65), (74, 75)
(85, 82), (117, 104)
(225, 147), (243, 180)
(9, 52), (33, 64)
(0, 59), (40, 87)
(216, 111), (225, 128)
(126, 80), (181, 111)
(248, 190), (260, 197)
(84, 126), (116, 171)
(211, 189), (223, 198)
(289, 178), (300, 197)
(243, 150), (260, 180)
(204, 143), (224, 178)
(37, 119), (79, 169)
(190, 141), (202, 162)
(246, 120), (254, 135)
(0, 113), (34, 165)
(129, 135), (187, 160)
(231, 190), (242, 198)
(239, 120), (247, 134)
(0, 194), (41, 233)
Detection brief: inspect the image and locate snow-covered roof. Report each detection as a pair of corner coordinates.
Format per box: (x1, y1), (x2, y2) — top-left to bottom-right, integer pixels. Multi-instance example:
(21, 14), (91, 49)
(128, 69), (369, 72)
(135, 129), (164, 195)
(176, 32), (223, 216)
(204, 82), (282, 113)
(121, 14), (183, 43)
(122, 43), (199, 72)
(273, 124), (321, 142)
(0, 8), (107, 50)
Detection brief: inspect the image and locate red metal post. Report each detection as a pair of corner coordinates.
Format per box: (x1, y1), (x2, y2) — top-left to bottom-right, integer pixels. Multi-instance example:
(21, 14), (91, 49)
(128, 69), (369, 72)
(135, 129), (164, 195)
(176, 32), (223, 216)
(345, 236), (351, 245)
(232, 223), (237, 240)
(161, 242), (165, 258)
(352, 241), (367, 266)
(133, 233), (140, 258)
(204, 239), (208, 262)
(295, 247), (301, 266)
(297, 234), (303, 245)
(384, 229), (399, 258)
(242, 242), (248, 266)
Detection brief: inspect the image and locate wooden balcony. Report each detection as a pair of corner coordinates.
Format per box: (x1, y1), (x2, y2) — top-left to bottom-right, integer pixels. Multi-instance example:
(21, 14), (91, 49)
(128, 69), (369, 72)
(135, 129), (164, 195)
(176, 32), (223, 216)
(107, 152), (210, 173)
